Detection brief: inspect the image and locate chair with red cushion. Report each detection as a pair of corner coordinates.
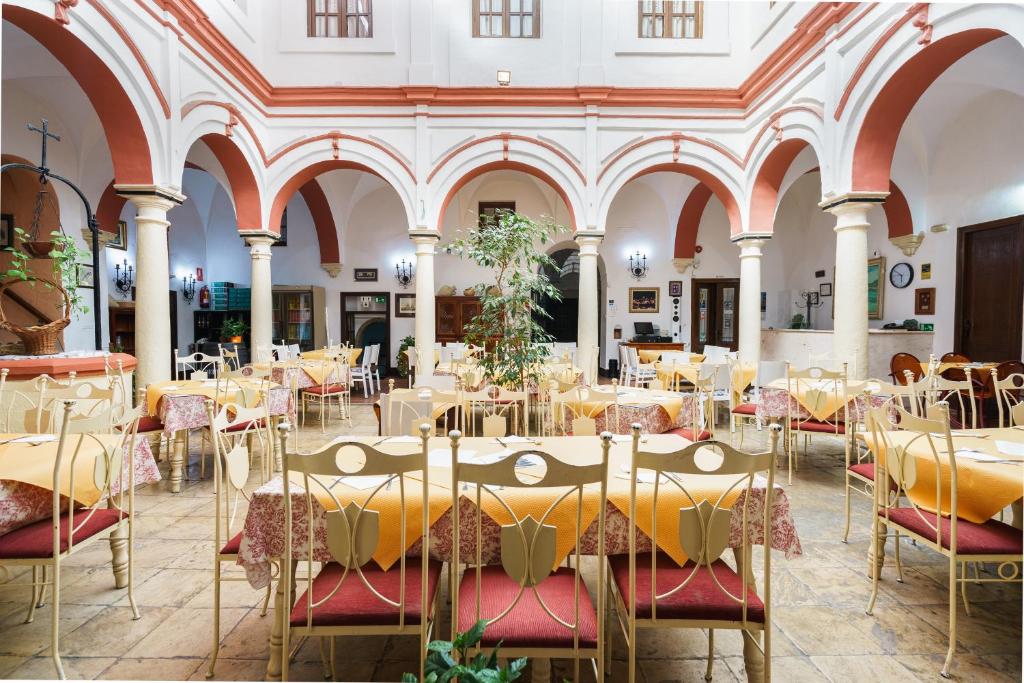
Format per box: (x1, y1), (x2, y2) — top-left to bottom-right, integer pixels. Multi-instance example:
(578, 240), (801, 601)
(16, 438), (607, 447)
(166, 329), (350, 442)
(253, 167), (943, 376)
(449, 430), (612, 683)
(203, 400), (274, 679)
(784, 363), (850, 484)
(889, 352), (924, 385)
(609, 424), (782, 683)
(299, 358), (351, 433)
(0, 401), (143, 680)
(992, 364), (1024, 427)
(865, 403), (1024, 679)
(280, 425), (441, 682)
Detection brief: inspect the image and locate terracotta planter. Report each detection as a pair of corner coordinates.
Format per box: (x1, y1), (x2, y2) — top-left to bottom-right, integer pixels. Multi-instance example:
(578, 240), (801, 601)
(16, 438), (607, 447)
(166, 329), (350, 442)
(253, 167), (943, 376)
(24, 241), (57, 258)
(229, 335), (243, 343)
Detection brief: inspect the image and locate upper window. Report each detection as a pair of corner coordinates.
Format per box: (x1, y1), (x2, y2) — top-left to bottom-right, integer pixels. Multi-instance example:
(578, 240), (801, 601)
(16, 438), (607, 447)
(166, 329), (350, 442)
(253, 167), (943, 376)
(307, 0), (372, 38)
(473, 0), (540, 39)
(638, 1), (703, 39)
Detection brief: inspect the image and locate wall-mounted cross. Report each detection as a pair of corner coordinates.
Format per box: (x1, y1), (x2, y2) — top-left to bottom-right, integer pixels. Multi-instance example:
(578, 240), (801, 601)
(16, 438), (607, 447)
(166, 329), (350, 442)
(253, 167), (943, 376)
(26, 118), (61, 171)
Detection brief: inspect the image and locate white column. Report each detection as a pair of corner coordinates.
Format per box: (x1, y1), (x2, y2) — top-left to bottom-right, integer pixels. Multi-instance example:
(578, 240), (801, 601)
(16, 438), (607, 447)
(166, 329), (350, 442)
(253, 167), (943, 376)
(116, 186), (184, 390)
(735, 236), (768, 367)
(244, 233), (275, 358)
(412, 231), (439, 379)
(576, 233), (602, 383)
(827, 201), (874, 379)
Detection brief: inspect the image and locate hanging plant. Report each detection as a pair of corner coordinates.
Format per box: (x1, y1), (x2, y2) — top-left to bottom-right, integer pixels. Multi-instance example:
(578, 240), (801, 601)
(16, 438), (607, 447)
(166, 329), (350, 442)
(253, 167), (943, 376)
(4, 227), (91, 318)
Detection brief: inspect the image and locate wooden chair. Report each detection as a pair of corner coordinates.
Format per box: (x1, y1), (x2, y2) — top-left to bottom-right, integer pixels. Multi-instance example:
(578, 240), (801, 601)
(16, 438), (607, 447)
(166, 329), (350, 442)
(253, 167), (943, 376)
(279, 425), (441, 682)
(299, 358), (350, 432)
(784, 363), (849, 484)
(993, 368), (1024, 427)
(610, 424), (781, 683)
(889, 352), (924, 385)
(0, 402), (142, 679)
(449, 429), (611, 682)
(865, 404), (1023, 678)
(204, 400), (272, 678)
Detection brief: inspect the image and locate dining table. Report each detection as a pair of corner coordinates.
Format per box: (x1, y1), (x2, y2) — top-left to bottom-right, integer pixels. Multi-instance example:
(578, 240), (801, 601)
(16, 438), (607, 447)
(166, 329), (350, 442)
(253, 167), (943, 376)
(756, 378), (889, 423)
(145, 378), (291, 493)
(0, 432), (160, 587)
(299, 348), (362, 366)
(249, 360), (346, 391)
(556, 386), (700, 435)
(238, 433), (802, 682)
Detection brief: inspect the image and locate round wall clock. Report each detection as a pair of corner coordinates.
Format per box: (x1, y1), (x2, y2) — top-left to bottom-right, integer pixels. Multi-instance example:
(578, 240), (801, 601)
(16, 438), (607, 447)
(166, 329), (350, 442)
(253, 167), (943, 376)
(889, 262), (914, 289)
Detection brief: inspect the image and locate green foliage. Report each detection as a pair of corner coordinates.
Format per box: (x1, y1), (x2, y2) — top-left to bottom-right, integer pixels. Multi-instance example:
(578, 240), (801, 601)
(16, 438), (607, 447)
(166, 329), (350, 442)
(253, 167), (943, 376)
(397, 335), (416, 377)
(401, 620), (527, 683)
(221, 317), (249, 337)
(4, 228), (92, 318)
(446, 210), (565, 389)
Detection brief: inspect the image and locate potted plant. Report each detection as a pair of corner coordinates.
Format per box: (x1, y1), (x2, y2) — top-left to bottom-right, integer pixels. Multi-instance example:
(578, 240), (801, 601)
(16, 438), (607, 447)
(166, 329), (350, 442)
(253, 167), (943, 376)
(789, 313), (805, 330)
(0, 229), (91, 355)
(447, 209), (564, 390)
(397, 335), (415, 377)
(402, 620), (527, 682)
(221, 317), (248, 343)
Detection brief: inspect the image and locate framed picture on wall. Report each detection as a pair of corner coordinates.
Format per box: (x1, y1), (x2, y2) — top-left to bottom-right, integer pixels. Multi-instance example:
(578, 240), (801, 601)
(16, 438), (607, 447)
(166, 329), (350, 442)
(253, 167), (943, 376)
(915, 287), (936, 315)
(354, 268), (378, 282)
(819, 282), (832, 297)
(107, 220), (127, 251)
(0, 214), (13, 249)
(76, 263), (95, 289)
(867, 256), (885, 320)
(395, 293), (416, 317)
(668, 280), (683, 297)
(629, 287), (659, 313)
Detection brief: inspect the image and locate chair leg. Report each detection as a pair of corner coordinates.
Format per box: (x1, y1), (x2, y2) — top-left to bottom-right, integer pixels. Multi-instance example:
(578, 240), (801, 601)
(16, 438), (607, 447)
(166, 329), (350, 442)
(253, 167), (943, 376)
(207, 560), (222, 679)
(893, 531), (904, 584)
(842, 473), (852, 543)
(941, 558), (958, 678)
(25, 566), (39, 624)
(866, 515), (881, 616)
(260, 581), (271, 617)
(959, 561), (972, 617)
(51, 560), (64, 680)
(705, 628), (714, 681)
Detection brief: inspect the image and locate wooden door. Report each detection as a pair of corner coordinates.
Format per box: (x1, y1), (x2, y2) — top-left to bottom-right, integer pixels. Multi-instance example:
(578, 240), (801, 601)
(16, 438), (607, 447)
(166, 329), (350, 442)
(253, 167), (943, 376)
(955, 216), (1024, 361)
(691, 278), (740, 353)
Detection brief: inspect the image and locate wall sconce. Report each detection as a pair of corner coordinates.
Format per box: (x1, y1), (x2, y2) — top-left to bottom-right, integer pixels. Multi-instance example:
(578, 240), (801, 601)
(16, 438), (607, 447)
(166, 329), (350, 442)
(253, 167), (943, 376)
(181, 273), (197, 304)
(113, 258), (134, 296)
(628, 251), (648, 280)
(496, 69), (511, 87)
(395, 258), (414, 288)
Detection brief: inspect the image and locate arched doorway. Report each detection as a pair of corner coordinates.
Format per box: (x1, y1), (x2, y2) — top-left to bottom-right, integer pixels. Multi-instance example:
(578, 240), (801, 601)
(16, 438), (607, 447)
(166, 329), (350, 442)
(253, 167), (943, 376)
(536, 247), (604, 347)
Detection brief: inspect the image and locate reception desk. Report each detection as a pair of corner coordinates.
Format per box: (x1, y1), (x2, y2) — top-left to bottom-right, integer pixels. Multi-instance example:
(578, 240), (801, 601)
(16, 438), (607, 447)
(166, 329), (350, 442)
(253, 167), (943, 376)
(760, 329), (933, 379)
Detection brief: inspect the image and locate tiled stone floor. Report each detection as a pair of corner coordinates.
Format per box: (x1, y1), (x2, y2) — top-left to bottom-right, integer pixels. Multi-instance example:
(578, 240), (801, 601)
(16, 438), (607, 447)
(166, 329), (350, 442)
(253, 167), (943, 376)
(1, 401), (1020, 682)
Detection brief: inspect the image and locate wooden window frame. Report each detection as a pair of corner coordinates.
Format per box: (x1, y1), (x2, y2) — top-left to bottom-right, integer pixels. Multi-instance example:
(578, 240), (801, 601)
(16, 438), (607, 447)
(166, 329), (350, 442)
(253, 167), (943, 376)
(472, 0), (541, 39)
(307, 0), (373, 38)
(637, 1), (703, 39)
(478, 201), (516, 228)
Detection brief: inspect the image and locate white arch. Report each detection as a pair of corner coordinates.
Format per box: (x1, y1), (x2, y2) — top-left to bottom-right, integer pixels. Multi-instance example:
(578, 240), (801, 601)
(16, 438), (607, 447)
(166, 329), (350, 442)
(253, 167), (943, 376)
(743, 108), (827, 197)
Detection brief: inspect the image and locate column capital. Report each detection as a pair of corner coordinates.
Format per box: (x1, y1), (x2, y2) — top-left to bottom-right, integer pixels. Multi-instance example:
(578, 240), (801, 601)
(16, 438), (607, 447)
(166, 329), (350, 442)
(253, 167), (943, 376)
(574, 231), (603, 254)
(240, 230), (279, 246)
(672, 257), (694, 274)
(320, 262), (342, 278)
(409, 229), (441, 244)
(818, 191), (888, 213)
(115, 184), (186, 209)
(731, 232), (771, 248)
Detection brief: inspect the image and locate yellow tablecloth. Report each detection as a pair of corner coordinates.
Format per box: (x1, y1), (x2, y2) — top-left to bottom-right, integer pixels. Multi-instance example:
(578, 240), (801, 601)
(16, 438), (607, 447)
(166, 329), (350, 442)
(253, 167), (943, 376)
(639, 350), (703, 364)
(306, 434), (740, 569)
(145, 379), (276, 416)
(0, 433), (126, 506)
(731, 362), (758, 404)
(655, 362), (702, 390)
(300, 348), (362, 366)
(767, 378), (870, 422)
(919, 361), (998, 377)
(860, 427), (1024, 524)
(252, 361), (333, 386)
(559, 388), (684, 424)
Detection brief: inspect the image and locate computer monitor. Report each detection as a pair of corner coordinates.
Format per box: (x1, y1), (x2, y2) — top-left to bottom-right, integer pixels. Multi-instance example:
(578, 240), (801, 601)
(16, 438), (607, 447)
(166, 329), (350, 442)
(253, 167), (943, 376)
(633, 322), (655, 335)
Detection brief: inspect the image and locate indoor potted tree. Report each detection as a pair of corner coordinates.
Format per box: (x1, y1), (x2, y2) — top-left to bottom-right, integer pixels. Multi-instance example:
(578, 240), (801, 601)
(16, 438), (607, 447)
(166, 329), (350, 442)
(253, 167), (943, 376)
(0, 228), (91, 355)
(221, 317), (249, 344)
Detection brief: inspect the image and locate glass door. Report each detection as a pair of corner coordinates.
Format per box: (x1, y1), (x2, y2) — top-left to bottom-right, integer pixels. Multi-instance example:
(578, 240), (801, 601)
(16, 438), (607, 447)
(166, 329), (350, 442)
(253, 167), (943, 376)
(690, 279), (740, 353)
(273, 290), (315, 351)
(340, 292), (391, 373)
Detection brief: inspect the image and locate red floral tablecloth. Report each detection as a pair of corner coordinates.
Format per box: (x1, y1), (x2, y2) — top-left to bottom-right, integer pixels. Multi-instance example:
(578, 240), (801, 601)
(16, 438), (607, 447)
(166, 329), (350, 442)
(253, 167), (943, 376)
(562, 394), (699, 435)
(756, 387), (889, 423)
(236, 473), (800, 589)
(0, 437), (160, 536)
(261, 364), (346, 392)
(156, 386), (292, 434)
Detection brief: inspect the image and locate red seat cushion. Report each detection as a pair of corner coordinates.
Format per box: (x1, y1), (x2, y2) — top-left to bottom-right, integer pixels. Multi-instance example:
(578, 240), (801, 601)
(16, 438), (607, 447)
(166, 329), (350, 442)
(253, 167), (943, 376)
(731, 403), (757, 415)
(848, 462), (877, 481)
(790, 419), (846, 434)
(289, 558), (443, 627)
(302, 384), (347, 395)
(220, 531), (243, 556)
(0, 509), (126, 559)
(456, 566), (598, 649)
(609, 552), (765, 623)
(135, 415), (164, 433)
(666, 427), (712, 441)
(225, 419), (265, 433)
(881, 508), (1023, 556)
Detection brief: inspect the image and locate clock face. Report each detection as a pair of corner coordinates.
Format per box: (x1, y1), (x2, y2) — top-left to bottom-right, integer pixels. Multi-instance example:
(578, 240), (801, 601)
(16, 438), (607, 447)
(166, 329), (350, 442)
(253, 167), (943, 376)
(890, 262), (914, 289)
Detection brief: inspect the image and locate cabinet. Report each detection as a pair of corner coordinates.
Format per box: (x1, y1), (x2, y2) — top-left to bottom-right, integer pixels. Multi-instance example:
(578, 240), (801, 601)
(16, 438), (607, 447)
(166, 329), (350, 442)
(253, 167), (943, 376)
(435, 296), (482, 343)
(272, 286), (325, 352)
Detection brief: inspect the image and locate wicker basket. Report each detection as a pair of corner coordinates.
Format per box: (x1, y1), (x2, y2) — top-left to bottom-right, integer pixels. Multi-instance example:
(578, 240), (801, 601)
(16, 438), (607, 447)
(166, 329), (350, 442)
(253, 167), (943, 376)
(0, 277), (72, 356)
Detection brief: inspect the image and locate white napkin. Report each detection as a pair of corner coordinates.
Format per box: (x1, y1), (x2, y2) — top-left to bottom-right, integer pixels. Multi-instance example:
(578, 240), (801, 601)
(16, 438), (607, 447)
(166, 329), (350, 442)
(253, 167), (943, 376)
(428, 448), (477, 467)
(497, 435), (535, 444)
(378, 435), (422, 444)
(611, 434), (633, 444)
(3, 434), (57, 445)
(955, 449), (1005, 462)
(995, 440), (1024, 457)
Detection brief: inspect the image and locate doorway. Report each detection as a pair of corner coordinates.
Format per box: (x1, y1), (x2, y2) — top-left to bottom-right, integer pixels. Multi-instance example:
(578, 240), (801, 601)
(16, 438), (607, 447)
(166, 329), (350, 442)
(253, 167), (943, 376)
(954, 216), (1024, 361)
(340, 292), (391, 373)
(691, 278), (740, 353)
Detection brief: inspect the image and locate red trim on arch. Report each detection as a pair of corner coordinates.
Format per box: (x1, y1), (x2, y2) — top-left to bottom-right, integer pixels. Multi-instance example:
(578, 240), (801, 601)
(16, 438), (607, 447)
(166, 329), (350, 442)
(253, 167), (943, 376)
(297, 180), (340, 264)
(437, 160), (577, 232)
(96, 181), (128, 235)
(851, 28), (1005, 192)
(198, 133), (262, 230)
(748, 138), (811, 232)
(627, 163), (742, 236)
(674, 184), (713, 259)
(884, 181), (914, 238)
(2, 5), (153, 184)
(268, 160), (384, 239)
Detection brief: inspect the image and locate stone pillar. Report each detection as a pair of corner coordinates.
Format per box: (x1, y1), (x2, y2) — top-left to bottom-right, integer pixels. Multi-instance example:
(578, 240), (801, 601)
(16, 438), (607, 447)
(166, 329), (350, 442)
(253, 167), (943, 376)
(575, 232), (602, 384)
(116, 186), (185, 389)
(243, 233), (275, 359)
(734, 236), (769, 367)
(822, 197), (884, 380)
(411, 231), (439, 379)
